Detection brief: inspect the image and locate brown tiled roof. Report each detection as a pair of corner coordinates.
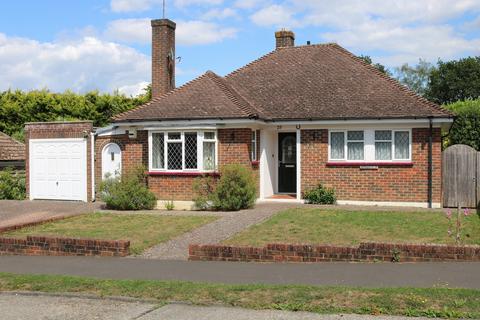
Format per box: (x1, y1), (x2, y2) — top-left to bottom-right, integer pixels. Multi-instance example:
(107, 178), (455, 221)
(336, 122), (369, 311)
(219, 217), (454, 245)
(0, 132), (25, 161)
(114, 43), (452, 123)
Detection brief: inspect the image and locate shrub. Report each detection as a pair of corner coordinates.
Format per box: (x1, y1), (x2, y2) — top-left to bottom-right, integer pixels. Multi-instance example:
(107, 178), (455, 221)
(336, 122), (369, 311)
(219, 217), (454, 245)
(0, 168), (26, 200)
(192, 175), (216, 210)
(212, 164), (257, 211)
(303, 184), (336, 205)
(99, 166), (156, 210)
(193, 165), (257, 211)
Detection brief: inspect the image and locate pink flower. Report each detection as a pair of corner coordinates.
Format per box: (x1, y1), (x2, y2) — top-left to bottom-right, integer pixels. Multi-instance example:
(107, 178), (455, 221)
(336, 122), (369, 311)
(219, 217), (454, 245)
(464, 208), (470, 216)
(445, 209), (452, 219)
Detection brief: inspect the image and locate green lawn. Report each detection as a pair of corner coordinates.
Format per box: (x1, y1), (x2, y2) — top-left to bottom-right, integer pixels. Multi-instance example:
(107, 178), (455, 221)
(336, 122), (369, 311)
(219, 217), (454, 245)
(2, 213), (217, 255)
(0, 273), (478, 318)
(224, 208), (480, 247)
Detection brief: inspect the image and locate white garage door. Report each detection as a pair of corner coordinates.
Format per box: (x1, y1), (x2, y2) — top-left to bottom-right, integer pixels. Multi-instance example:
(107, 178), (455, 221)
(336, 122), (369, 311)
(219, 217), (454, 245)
(30, 138), (87, 202)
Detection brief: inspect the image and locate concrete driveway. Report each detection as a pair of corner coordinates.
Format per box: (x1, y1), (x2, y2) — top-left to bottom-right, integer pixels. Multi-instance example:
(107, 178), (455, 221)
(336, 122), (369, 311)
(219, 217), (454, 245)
(0, 200), (100, 229)
(0, 292), (430, 320)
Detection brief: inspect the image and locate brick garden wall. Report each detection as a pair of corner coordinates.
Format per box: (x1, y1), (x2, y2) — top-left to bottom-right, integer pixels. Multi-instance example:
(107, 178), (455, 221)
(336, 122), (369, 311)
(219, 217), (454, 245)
(25, 121), (94, 201)
(301, 128), (442, 203)
(189, 242), (480, 263)
(0, 236), (129, 257)
(95, 128), (259, 201)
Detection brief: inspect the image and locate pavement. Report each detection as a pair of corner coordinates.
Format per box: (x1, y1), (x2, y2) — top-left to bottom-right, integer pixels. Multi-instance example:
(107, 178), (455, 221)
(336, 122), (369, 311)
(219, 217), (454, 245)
(140, 202), (299, 260)
(0, 200), (99, 229)
(0, 292), (432, 320)
(1, 255), (479, 288)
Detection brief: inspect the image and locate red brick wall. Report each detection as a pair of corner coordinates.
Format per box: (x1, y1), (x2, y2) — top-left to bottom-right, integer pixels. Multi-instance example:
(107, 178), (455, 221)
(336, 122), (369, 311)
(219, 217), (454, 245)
(189, 242), (480, 263)
(0, 236), (129, 257)
(301, 128), (442, 203)
(95, 128), (258, 201)
(25, 121), (93, 201)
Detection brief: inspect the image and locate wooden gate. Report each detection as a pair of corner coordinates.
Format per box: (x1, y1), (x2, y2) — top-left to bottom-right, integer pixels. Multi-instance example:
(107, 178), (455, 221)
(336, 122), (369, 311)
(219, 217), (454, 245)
(442, 144), (479, 208)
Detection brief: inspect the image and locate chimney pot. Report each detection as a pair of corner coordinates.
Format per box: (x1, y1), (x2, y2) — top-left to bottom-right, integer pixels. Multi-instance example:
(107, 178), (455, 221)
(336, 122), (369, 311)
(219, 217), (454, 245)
(151, 19), (176, 99)
(275, 30), (295, 49)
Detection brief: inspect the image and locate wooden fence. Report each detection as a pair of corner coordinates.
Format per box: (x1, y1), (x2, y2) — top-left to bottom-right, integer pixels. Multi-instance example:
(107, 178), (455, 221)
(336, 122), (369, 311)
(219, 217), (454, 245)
(442, 144), (479, 208)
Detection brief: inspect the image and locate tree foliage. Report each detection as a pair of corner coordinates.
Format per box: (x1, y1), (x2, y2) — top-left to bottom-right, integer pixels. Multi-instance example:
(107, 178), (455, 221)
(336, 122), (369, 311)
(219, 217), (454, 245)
(444, 99), (480, 150)
(427, 57), (480, 105)
(357, 55), (391, 75)
(0, 88), (150, 141)
(395, 59), (435, 97)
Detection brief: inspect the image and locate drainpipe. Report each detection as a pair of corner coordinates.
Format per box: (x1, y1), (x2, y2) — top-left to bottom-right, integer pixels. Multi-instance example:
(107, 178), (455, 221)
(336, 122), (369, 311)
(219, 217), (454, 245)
(91, 132), (95, 202)
(428, 117), (433, 208)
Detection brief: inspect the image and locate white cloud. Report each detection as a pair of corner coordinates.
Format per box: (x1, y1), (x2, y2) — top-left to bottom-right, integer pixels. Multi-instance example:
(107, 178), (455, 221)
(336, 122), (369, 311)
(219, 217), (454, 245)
(110, 0), (222, 12)
(174, 0), (223, 7)
(250, 4), (296, 27)
(105, 18), (237, 46)
(0, 33), (149, 94)
(234, 0), (262, 9)
(118, 81), (150, 96)
(201, 8), (237, 20)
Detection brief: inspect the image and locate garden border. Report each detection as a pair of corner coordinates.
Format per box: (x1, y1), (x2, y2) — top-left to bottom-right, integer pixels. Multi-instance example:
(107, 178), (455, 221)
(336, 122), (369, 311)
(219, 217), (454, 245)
(189, 242), (480, 263)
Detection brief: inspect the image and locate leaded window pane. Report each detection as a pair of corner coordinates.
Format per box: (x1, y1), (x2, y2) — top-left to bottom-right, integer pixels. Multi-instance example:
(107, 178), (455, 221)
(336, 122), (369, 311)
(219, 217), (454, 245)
(330, 132), (344, 159)
(203, 141), (215, 170)
(167, 143), (182, 170)
(395, 131), (409, 159)
(347, 142), (364, 160)
(347, 131), (363, 141)
(184, 132), (197, 169)
(168, 132), (181, 140)
(375, 142), (392, 160)
(152, 133), (164, 169)
(375, 130), (391, 141)
(204, 132), (215, 140)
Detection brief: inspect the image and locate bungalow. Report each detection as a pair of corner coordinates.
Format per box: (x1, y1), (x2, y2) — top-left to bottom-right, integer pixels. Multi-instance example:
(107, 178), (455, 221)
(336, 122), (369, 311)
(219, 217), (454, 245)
(25, 19), (453, 208)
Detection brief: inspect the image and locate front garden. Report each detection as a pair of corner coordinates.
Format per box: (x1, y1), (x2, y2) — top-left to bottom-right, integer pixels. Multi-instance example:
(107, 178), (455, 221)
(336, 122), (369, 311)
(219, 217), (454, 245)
(2, 212), (217, 255)
(224, 207), (480, 247)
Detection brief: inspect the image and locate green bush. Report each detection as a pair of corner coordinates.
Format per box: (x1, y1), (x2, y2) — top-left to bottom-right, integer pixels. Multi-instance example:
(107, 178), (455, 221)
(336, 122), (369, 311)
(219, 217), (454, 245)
(303, 184), (336, 205)
(0, 168), (26, 200)
(193, 164), (257, 211)
(99, 167), (156, 210)
(444, 99), (480, 150)
(192, 175), (216, 210)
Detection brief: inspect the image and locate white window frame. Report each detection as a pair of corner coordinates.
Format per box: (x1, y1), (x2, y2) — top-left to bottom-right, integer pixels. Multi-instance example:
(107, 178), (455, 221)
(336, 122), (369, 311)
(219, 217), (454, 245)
(328, 129), (412, 162)
(251, 130), (257, 161)
(148, 130), (218, 172)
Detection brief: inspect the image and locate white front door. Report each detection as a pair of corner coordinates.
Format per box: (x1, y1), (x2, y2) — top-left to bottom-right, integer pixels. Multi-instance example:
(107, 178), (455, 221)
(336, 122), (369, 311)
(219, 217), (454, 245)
(102, 143), (122, 179)
(30, 138), (87, 202)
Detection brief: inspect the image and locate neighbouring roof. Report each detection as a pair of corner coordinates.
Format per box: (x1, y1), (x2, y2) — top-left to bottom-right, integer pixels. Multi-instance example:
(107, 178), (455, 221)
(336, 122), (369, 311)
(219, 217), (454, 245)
(0, 132), (25, 161)
(114, 43), (452, 123)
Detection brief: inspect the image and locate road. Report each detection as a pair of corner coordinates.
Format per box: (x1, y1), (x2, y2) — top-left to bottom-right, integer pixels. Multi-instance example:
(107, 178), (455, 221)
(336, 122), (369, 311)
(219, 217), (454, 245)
(0, 255), (479, 288)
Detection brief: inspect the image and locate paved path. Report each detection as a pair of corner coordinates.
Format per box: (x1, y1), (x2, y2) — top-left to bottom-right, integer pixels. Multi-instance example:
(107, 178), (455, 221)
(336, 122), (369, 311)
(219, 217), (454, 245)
(140, 203), (298, 260)
(0, 292), (431, 320)
(1, 255), (479, 288)
(0, 200), (99, 229)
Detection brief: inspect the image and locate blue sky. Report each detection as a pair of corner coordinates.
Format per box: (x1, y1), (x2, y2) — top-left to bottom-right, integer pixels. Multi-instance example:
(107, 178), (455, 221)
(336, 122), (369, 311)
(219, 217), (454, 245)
(0, 0), (479, 95)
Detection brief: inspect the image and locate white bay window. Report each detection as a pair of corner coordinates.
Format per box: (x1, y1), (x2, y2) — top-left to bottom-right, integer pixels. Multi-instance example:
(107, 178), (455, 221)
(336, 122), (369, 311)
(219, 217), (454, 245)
(329, 129), (411, 162)
(149, 131), (217, 171)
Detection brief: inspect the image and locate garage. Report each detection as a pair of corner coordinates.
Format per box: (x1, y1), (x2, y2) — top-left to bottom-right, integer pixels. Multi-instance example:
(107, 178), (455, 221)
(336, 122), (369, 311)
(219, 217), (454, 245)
(29, 138), (88, 202)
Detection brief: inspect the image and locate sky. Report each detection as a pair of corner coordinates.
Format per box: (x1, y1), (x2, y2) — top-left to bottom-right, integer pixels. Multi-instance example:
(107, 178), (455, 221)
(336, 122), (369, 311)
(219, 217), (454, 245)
(0, 0), (479, 96)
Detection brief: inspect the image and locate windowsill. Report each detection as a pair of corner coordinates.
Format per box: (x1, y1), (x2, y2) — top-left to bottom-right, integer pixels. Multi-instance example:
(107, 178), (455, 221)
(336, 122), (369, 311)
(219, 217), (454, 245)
(326, 161), (413, 167)
(251, 160), (260, 165)
(148, 171), (220, 177)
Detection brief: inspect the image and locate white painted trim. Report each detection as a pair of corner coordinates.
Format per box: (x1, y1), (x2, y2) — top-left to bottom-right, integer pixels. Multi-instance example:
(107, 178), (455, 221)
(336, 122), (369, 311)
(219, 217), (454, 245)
(336, 200), (441, 209)
(91, 133), (95, 202)
(269, 118), (453, 125)
(296, 128), (301, 201)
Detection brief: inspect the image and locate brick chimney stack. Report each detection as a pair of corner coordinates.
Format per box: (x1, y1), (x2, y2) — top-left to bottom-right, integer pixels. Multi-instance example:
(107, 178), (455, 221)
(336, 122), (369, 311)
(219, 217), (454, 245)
(275, 29), (295, 49)
(151, 19), (176, 99)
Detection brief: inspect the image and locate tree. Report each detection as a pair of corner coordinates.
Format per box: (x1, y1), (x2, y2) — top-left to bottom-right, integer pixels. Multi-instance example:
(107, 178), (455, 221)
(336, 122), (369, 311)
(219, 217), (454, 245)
(394, 59), (435, 97)
(357, 55), (391, 75)
(444, 99), (480, 150)
(427, 57), (480, 104)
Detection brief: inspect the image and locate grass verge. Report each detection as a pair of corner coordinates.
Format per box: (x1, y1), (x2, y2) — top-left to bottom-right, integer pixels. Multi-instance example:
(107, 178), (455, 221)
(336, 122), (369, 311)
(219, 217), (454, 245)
(2, 213), (217, 255)
(0, 273), (478, 318)
(224, 208), (480, 247)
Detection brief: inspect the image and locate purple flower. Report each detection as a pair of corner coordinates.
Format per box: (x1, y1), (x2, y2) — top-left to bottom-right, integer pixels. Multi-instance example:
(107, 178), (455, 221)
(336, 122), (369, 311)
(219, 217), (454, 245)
(464, 208), (470, 216)
(445, 209), (452, 219)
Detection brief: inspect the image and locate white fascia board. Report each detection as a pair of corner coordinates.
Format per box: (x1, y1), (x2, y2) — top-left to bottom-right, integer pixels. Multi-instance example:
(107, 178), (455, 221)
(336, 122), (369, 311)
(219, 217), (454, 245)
(268, 118), (453, 126)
